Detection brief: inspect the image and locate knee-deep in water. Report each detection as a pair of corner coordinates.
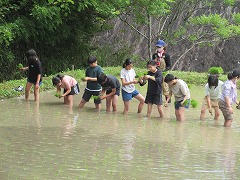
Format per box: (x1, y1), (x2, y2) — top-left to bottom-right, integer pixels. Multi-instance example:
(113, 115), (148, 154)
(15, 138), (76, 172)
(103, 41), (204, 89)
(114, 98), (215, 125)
(0, 85), (240, 179)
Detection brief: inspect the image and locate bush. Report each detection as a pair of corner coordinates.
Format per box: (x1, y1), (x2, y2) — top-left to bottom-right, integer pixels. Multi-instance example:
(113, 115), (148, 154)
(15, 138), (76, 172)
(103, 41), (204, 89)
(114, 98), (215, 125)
(208, 67), (224, 75)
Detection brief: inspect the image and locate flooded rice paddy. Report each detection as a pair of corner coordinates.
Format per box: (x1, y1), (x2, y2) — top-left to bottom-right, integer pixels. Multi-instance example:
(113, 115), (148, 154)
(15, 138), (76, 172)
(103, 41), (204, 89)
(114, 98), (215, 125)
(0, 84), (240, 179)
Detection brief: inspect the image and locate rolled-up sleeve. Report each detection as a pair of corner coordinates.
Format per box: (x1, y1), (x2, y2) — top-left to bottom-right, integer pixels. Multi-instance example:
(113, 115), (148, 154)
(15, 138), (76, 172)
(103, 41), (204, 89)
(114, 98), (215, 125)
(222, 83), (231, 97)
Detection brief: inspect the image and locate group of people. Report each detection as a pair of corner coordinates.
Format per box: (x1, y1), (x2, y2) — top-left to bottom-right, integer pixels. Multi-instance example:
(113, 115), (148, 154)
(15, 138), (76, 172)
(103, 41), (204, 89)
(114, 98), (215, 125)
(200, 70), (240, 127)
(20, 40), (240, 127)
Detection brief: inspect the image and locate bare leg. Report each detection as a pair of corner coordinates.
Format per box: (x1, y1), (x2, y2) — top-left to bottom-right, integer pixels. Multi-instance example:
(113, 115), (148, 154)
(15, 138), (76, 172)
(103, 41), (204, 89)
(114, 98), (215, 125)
(134, 94), (145, 113)
(178, 107), (185, 121)
(106, 96), (112, 112)
(175, 109), (180, 121)
(157, 104), (164, 118)
(25, 82), (32, 100)
(147, 103), (153, 118)
(78, 98), (87, 108)
(33, 84), (40, 102)
(200, 104), (206, 120)
(95, 103), (101, 111)
(67, 95), (74, 107)
(112, 95), (118, 112)
(123, 101), (130, 114)
(213, 106), (220, 120)
(64, 96), (68, 104)
(224, 120), (232, 127)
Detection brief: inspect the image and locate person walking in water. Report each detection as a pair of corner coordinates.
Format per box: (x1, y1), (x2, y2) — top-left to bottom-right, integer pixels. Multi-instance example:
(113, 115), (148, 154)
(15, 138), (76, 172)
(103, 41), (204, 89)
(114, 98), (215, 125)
(200, 75), (223, 121)
(164, 74), (190, 121)
(78, 56), (103, 111)
(97, 73), (120, 112)
(52, 74), (80, 106)
(120, 58), (145, 114)
(152, 40), (171, 103)
(20, 49), (43, 101)
(139, 60), (164, 118)
(219, 69), (239, 127)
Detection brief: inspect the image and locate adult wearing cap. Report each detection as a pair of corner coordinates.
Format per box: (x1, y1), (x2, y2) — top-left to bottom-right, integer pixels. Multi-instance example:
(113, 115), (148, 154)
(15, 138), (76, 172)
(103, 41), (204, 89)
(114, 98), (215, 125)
(152, 40), (171, 103)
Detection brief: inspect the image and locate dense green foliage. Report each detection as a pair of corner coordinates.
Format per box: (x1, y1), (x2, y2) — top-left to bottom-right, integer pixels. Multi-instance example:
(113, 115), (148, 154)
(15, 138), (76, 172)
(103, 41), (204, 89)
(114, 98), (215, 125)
(1, 0), (240, 82)
(208, 67), (224, 75)
(0, 0), (119, 81)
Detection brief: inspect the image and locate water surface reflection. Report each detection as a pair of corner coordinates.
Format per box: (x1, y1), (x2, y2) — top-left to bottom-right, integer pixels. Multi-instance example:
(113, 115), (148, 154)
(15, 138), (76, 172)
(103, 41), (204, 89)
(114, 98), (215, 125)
(0, 87), (240, 179)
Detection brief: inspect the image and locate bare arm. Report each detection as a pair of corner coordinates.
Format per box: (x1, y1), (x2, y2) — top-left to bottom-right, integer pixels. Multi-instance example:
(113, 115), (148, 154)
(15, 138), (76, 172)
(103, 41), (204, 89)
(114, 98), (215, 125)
(101, 88), (116, 100)
(206, 95), (213, 114)
(56, 86), (61, 94)
(83, 77), (97, 81)
(61, 87), (71, 97)
(20, 67), (29, 71)
(144, 75), (155, 81)
(121, 78), (138, 86)
(164, 92), (172, 107)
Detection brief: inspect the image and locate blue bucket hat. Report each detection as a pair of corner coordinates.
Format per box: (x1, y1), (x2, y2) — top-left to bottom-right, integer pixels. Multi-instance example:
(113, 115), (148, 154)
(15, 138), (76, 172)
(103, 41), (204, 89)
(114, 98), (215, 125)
(156, 40), (166, 47)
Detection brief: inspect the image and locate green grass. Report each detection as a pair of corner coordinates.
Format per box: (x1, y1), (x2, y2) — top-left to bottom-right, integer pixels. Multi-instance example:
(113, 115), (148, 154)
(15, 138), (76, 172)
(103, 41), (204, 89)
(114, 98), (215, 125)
(0, 67), (239, 99)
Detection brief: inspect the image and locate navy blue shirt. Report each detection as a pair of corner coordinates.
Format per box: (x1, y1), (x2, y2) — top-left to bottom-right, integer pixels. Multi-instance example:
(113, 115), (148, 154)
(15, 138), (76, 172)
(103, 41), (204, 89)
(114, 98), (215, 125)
(146, 69), (163, 95)
(102, 75), (120, 91)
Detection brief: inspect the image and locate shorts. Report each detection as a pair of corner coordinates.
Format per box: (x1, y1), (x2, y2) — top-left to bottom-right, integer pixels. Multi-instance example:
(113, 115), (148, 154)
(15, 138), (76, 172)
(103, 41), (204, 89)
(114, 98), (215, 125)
(174, 99), (190, 110)
(122, 89), (139, 101)
(64, 83), (80, 96)
(219, 100), (233, 120)
(27, 78), (42, 86)
(145, 94), (162, 105)
(202, 98), (219, 108)
(82, 89), (101, 104)
(106, 88), (120, 96)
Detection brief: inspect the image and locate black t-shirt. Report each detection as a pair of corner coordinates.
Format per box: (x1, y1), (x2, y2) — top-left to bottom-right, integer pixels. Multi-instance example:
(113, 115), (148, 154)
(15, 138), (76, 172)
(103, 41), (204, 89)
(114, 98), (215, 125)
(147, 69), (163, 95)
(86, 65), (103, 91)
(28, 60), (42, 83)
(102, 75), (120, 91)
(152, 52), (171, 70)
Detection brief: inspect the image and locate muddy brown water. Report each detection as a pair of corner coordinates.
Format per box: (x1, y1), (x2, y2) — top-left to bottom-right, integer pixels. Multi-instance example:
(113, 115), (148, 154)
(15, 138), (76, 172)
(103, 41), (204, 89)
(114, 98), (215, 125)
(0, 84), (240, 179)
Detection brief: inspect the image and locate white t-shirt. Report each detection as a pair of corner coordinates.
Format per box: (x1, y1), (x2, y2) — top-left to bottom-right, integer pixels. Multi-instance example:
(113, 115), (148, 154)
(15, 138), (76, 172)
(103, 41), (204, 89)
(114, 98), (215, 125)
(204, 80), (224, 100)
(169, 79), (190, 101)
(120, 68), (136, 93)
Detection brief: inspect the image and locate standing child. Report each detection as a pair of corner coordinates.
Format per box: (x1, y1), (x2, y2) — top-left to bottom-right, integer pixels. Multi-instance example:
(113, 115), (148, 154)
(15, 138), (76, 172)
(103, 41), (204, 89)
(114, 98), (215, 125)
(20, 49), (42, 101)
(200, 75), (224, 121)
(139, 60), (164, 118)
(52, 74), (80, 106)
(78, 56), (103, 111)
(97, 73), (121, 112)
(219, 70), (239, 127)
(152, 40), (171, 103)
(120, 58), (145, 114)
(164, 74), (190, 121)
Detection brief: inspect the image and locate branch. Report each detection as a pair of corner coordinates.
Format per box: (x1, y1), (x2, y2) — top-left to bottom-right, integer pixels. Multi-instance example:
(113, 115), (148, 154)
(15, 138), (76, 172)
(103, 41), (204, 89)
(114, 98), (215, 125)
(171, 43), (195, 70)
(118, 15), (149, 40)
(171, 39), (221, 70)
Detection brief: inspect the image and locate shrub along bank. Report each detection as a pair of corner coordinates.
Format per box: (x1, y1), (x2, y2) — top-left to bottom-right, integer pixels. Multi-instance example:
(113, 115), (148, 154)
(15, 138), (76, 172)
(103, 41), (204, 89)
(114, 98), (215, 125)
(0, 67), (237, 99)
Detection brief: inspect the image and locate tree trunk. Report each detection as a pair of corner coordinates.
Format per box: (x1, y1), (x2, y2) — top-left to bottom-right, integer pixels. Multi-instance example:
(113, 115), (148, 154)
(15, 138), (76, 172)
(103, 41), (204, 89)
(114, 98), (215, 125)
(148, 13), (152, 60)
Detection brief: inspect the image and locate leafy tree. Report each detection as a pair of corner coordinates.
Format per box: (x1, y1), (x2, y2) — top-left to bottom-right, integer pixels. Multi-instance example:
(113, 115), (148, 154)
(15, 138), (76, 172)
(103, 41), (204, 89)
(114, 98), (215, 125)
(0, 0), (120, 81)
(115, 0), (240, 69)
